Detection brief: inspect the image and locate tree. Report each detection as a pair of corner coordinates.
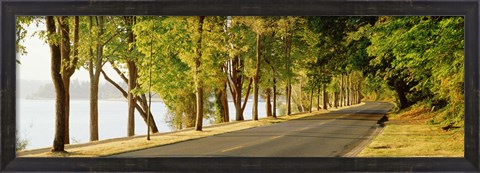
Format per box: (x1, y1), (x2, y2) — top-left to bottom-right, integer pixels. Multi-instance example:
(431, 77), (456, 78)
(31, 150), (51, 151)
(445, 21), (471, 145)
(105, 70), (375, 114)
(124, 16), (137, 136)
(58, 16), (81, 144)
(46, 16), (66, 152)
(226, 16), (256, 121)
(193, 16), (206, 131)
(101, 16), (160, 134)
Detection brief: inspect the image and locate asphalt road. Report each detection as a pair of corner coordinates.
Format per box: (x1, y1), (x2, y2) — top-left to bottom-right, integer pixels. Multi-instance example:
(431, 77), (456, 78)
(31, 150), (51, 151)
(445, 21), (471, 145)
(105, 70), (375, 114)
(111, 102), (393, 157)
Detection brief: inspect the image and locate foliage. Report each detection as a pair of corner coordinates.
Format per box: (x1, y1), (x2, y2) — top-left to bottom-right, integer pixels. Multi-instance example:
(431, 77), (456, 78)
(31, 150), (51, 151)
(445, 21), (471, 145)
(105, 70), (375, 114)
(19, 15), (464, 132)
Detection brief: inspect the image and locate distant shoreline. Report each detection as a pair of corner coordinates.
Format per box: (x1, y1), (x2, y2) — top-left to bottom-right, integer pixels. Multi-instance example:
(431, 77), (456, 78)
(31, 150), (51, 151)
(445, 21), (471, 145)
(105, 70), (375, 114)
(21, 97), (165, 102)
(20, 97), (267, 102)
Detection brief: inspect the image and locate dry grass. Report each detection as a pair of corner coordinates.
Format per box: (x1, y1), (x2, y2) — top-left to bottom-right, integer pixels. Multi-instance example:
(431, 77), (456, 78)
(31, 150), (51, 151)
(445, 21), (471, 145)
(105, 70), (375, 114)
(20, 104), (363, 157)
(357, 107), (464, 157)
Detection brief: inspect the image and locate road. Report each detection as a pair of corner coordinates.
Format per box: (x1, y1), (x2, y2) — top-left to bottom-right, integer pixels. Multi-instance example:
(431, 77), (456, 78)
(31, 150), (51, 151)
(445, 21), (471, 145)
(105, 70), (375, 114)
(111, 102), (393, 157)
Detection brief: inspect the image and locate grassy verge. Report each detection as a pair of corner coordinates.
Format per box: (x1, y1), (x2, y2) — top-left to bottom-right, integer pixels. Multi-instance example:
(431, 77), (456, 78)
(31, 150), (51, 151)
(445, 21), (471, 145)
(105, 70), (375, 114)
(19, 104), (363, 157)
(357, 105), (463, 157)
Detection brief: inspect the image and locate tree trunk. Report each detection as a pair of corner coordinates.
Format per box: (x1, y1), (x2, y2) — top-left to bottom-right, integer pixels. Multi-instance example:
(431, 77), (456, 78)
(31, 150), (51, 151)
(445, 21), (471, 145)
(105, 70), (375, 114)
(107, 65), (159, 133)
(395, 80), (410, 109)
(285, 30), (292, 116)
(252, 33), (261, 121)
(125, 16), (137, 137)
(214, 86), (229, 123)
(340, 75), (344, 107)
(140, 94), (159, 133)
(89, 16), (103, 141)
(323, 84), (327, 110)
(317, 86), (321, 110)
(241, 78), (253, 114)
(194, 16), (205, 131)
(234, 71), (243, 121)
(102, 70), (161, 132)
(272, 77), (277, 118)
(346, 74), (350, 106)
(228, 55), (245, 121)
(47, 16), (66, 152)
(358, 83), (362, 104)
(286, 86), (290, 115)
(195, 86), (204, 130)
(221, 82), (229, 122)
(266, 88), (272, 117)
(62, 79), (70, 144)
(334, 92), (338, 108)
(299, 79), (305, 112)
(286, 84), (292, 115)
(127, 61), (136, 136)
(58, 16), (71, 145)
(309, 88), (313, 113)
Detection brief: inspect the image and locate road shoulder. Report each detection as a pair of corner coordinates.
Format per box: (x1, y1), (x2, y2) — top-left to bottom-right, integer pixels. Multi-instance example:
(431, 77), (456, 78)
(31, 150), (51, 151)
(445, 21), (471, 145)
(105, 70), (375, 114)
(356, 107), (464, 157)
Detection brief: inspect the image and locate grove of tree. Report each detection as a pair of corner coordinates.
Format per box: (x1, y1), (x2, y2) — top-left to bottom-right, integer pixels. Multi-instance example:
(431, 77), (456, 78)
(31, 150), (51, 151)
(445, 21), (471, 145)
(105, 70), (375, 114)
(16, 16), (464, 152)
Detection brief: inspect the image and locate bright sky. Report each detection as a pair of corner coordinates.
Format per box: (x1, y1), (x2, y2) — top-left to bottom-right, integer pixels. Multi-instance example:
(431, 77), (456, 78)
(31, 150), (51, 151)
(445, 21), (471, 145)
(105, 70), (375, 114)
(17, 22), (121, 82)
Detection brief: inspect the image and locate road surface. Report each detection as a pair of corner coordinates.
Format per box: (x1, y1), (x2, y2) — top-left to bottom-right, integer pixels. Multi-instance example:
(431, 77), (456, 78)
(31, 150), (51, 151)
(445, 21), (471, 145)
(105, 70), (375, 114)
(111, 102), (393, 157)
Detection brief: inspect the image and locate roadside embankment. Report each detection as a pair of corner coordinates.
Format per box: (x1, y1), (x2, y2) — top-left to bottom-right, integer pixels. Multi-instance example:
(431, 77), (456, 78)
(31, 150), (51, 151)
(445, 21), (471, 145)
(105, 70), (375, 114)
(18, 103), (365, 157)
(357, 106), (463, 157)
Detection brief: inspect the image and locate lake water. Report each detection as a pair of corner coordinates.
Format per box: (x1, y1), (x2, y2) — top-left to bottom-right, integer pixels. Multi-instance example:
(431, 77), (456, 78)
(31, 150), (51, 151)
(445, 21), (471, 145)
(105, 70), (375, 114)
(17, 99), (268, 150)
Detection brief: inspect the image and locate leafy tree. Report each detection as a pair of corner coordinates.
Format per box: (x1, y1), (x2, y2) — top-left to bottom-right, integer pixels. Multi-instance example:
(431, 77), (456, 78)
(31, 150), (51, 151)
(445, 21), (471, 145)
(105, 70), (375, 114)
(226, 16), (256, 121)
(100, 16), (160, 135)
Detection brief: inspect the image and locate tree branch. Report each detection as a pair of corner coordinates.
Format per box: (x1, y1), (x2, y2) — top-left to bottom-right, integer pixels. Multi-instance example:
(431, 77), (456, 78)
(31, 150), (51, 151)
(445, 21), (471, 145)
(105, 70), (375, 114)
(109, 61), (129, 84)
(241, 77), (253, 112)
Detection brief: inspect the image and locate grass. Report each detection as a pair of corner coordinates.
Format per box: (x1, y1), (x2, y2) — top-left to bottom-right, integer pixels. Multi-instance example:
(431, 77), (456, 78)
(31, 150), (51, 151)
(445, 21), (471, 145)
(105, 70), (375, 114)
(19, 104), (363, 157)
(357, 105), (464, 157)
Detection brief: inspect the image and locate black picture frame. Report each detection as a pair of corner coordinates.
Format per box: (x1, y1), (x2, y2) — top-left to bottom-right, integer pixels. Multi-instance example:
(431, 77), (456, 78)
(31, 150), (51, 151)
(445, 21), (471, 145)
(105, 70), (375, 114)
(2, 0), (479, 172)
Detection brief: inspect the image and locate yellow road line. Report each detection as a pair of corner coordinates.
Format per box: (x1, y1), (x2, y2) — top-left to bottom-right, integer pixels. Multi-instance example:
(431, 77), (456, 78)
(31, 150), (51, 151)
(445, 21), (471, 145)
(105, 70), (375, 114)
(221, 145), (244, 152)
(269, 135), (283, 140)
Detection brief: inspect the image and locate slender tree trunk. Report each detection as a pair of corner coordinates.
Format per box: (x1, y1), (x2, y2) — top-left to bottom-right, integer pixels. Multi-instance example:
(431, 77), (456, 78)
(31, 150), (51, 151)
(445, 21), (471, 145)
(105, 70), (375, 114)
(299, 79), (304, 112)
(47, 16), (66, 152)
(340, 75), (343, 107)
(309, 88), (313, 113)
(353, 86), (357, 105)
(286, 84), (292, 115)
(286, 86), (290, 115)
(89, 16), (103, 141)
(346, 74), (350, 106)
(141, 94), (159, 133)
(124, 16), (137, 137)
(101, 70), (160, 132)
(334, 92), (339, 108)
(273, 77), (277, 118)
(266, 88), (272, 117)
(214, 86), (229, 123)
(107, 65), (159, 133)
(350, 74), (354, 105)
(323, 84), (327, 110)
(221, 82), (229, 122)
(241, 78), (253, 114)
(252, 33), (261, 121)
(317, 86), (321, 110)
(358, 83), (362, 104)
(194, 16), (205, 131)
(285, 31), (292, 116)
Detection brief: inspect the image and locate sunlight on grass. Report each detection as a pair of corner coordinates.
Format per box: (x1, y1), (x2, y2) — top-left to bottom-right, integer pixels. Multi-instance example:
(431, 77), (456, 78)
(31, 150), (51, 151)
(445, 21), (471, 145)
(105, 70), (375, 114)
(357, 106), (464, 157)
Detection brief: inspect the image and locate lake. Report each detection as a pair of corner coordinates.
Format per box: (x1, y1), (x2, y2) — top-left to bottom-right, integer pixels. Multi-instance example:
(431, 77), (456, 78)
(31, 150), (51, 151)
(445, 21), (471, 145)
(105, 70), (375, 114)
(17, 99), (269, 150)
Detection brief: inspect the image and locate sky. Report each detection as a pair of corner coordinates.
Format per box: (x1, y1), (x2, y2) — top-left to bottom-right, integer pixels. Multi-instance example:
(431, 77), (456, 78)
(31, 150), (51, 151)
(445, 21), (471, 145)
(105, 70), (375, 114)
(17, 22), (121, 83)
